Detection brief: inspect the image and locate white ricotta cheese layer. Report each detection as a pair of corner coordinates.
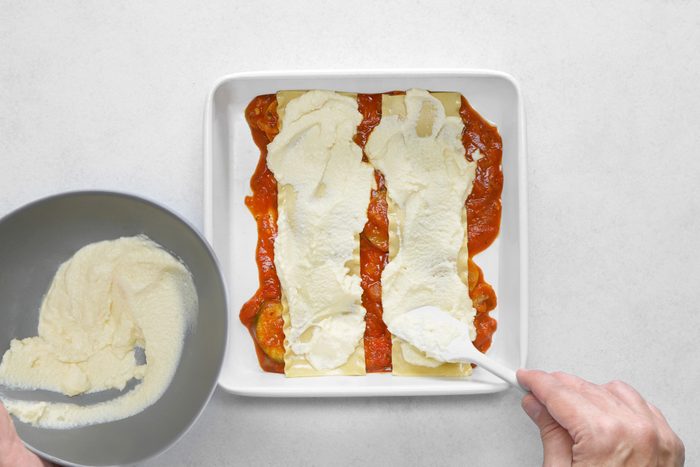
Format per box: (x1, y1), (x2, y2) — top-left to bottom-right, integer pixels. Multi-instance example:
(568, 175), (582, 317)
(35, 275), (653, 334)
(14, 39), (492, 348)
(365, 89), (477, 367)
(267, 90), (373, 371)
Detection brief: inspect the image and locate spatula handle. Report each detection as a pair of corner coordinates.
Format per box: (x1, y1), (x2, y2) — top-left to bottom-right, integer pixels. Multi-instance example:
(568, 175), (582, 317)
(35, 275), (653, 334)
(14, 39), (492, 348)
(468, 352), (527, 393)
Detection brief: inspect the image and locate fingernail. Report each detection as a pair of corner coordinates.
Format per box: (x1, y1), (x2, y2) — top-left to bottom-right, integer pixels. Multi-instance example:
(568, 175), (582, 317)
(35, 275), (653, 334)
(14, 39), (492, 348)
(516, 369), (531, 391)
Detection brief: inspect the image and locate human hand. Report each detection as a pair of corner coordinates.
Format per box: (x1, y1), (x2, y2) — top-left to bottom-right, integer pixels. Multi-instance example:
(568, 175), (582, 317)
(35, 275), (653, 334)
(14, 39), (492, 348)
(517, 370), (684, 467)
(0, 403), (53, 467)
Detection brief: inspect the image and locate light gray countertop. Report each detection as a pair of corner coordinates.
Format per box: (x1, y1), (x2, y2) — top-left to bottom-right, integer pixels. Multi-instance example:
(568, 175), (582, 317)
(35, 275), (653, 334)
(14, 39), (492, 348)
(2, 1), (698, 465)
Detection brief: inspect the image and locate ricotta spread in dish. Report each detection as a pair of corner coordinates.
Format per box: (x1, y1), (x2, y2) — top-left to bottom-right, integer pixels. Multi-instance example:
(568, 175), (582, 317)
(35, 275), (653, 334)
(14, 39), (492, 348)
(267, 90), (374, 374)
(242, 88), (502, 376)
(365, 89), (477, 374)
(0, 236), (196, 428)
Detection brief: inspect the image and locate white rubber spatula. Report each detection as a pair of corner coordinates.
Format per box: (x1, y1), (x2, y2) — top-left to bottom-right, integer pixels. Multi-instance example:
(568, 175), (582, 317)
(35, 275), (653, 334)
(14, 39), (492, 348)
(387, 306), (526, 392)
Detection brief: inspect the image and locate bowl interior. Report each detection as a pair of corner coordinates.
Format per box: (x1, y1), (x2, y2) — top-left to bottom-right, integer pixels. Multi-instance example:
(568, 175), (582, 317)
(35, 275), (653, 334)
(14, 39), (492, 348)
(0, 192), (227, 466)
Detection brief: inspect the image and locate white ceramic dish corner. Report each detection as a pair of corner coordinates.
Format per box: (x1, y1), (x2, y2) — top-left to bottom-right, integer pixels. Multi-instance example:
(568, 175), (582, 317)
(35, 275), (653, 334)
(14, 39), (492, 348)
(204, 69), (527, 397)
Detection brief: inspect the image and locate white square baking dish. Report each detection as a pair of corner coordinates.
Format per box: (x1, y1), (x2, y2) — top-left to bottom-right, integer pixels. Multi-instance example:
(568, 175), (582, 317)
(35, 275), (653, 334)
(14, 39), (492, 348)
(204, 69), (527, 396)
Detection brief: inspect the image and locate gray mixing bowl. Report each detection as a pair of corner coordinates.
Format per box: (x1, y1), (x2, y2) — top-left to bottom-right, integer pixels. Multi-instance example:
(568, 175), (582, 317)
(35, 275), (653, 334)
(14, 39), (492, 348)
(0, 191), (228, 466)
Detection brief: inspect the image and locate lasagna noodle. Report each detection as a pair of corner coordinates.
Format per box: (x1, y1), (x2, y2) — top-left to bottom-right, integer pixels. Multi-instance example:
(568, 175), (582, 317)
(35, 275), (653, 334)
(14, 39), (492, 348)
(366, 90), (477, 377)
(269, 90), (373, 376)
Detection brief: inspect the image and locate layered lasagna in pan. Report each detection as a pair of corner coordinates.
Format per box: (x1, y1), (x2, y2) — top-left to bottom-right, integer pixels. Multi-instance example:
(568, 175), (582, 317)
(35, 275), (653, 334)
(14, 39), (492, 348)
(240, 89), (502, 377)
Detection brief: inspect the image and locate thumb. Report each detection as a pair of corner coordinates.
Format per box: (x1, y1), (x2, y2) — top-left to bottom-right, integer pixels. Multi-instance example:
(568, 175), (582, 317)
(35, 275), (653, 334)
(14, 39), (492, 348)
(1, 404), (51, 467)
(522, 394), (574, 467)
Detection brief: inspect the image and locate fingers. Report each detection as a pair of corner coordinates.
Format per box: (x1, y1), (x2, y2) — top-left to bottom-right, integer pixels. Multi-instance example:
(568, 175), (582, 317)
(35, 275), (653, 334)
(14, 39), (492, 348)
(519, 371), (686, 467)
(1, 403), (53, 467)
(0, 403), (18, 454)
(517, 369), (596, 432)
(1, 403), (23, 467)
(521, 394), (573, 466)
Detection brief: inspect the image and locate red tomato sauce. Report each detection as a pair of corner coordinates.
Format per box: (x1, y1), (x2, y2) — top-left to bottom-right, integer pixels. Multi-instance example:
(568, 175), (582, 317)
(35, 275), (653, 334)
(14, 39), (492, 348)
(355, 94), (392, 372)
(461, 95), (502, 353)
(242, 92), (502, 373)
(240, 95), (284, 373)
